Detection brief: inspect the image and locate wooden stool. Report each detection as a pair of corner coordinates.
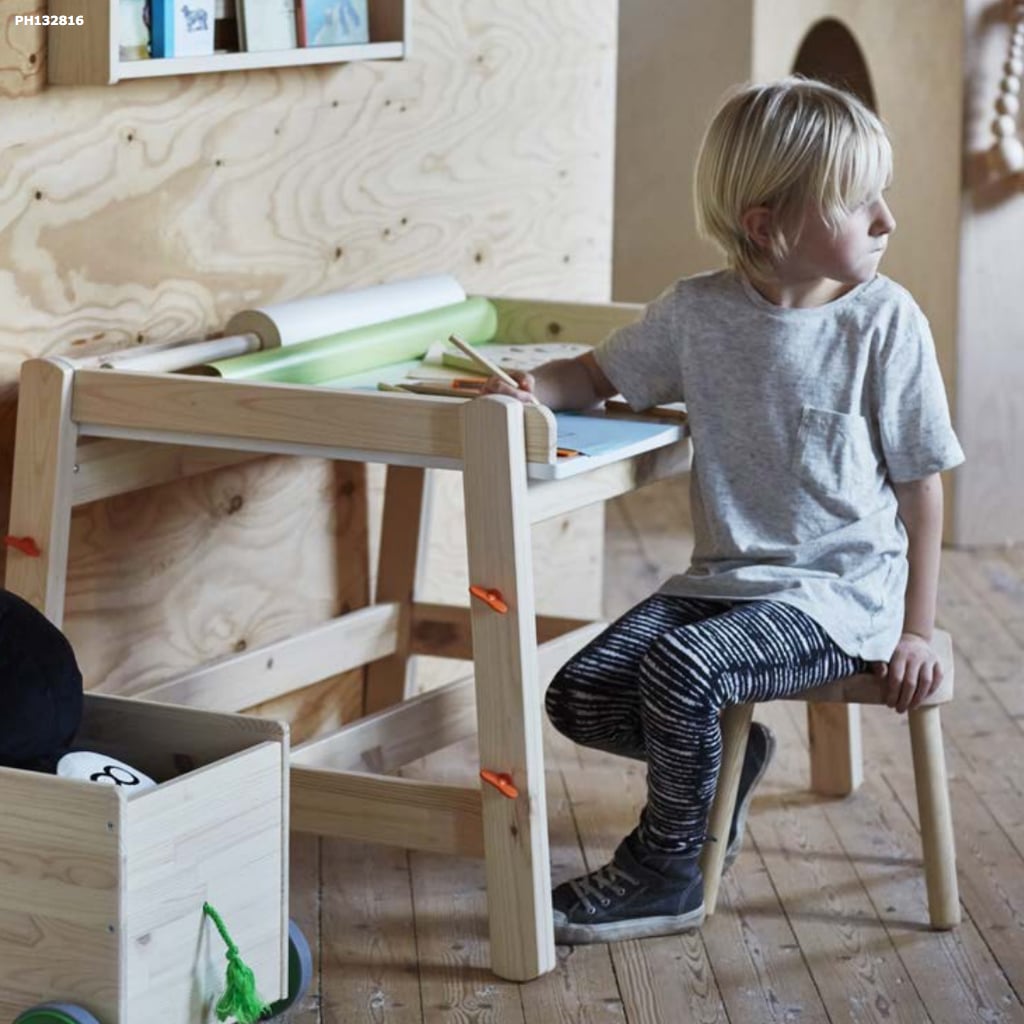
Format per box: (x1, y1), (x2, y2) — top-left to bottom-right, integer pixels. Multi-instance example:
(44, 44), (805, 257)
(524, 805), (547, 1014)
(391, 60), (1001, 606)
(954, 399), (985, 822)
(700, 628), (960, 930)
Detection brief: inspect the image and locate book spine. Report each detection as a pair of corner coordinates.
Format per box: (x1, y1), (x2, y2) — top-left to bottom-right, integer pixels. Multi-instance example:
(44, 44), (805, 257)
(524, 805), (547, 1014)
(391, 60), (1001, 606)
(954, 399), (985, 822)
(149, 0), (174, 56)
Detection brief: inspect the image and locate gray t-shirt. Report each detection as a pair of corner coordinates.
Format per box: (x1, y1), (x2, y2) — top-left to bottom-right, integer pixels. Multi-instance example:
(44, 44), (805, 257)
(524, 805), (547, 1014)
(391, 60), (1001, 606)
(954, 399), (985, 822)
(594, 270), (965, 661)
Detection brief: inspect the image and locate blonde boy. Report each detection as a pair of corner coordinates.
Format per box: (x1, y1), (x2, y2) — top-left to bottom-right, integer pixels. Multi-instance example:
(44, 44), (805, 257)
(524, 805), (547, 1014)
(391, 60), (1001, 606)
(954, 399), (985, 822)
(487, 77), (964, 944)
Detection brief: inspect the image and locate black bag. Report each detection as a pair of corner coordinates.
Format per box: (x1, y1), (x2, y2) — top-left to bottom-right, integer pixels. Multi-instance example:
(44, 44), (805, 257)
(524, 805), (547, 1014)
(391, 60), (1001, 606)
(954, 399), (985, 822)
(0, 589), (83, 772)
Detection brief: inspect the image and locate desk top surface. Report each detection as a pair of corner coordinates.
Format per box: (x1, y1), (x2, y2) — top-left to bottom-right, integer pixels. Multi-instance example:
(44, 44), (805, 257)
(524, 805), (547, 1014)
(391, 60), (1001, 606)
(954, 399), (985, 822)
(325, 358), (688, 479)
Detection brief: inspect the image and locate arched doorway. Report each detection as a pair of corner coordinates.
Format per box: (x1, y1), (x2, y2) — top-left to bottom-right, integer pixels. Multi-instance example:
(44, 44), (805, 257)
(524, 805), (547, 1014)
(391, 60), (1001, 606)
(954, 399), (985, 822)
(792, 18), (878, 112)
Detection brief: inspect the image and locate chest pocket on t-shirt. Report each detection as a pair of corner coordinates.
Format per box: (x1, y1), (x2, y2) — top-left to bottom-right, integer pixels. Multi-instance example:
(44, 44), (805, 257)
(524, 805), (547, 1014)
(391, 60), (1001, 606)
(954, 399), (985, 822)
(792, 406), (876, 526)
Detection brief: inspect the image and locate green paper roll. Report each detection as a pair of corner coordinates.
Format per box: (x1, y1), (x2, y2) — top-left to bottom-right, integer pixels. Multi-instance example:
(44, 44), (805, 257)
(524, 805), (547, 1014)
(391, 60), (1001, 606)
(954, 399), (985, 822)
(204, 298), (498, 384)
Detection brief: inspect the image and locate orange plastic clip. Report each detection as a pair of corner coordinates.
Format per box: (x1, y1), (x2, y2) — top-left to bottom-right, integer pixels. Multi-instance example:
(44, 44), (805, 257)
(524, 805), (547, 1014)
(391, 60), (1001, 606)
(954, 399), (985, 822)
(469, 584), (508, 614)
(3, 535), (41, 557)
(480, 769), (519, 799)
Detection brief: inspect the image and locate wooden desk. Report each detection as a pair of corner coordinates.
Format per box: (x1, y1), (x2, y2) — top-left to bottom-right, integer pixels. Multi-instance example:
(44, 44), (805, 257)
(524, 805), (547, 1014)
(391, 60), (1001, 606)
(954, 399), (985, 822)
(3, 296), (859, 979)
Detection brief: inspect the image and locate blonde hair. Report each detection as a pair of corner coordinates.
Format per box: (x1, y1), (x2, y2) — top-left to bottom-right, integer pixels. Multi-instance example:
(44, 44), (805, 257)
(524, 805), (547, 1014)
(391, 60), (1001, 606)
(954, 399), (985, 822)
(694, 77), (892, 280)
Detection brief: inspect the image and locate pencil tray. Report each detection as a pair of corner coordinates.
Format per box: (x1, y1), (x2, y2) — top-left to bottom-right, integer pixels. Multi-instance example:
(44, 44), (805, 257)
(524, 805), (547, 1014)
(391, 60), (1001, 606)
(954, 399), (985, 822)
(0, 693), (290, 1024)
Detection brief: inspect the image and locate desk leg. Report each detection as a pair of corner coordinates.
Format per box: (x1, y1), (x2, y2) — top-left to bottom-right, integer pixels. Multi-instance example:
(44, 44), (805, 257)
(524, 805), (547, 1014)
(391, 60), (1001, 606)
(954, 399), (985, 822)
(4, 359), (77, 625)
(365, 465), (428, 714)
(462, 397), (555, 981)
(807, 704), (863, 796)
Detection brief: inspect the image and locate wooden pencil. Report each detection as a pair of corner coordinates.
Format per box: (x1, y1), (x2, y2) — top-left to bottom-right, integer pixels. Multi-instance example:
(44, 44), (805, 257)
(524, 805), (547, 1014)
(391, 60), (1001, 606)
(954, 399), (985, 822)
(447, 334), (519, 388)
(447, 334), (540, 404)
(604, 398), (688, 423)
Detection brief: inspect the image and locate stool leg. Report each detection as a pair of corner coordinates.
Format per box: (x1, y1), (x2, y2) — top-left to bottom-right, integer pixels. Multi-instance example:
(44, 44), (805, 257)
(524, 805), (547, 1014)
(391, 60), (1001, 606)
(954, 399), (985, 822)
(701, 703), (754, 915)
(908, 705), (961, 929)
(807, 704), (863, 796)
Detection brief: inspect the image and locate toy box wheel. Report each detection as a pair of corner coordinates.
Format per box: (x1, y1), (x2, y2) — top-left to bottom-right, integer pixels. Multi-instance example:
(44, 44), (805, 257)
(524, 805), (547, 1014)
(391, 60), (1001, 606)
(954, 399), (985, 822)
(262, 920), (313, 1019)
(14, 1003), (102, 1024)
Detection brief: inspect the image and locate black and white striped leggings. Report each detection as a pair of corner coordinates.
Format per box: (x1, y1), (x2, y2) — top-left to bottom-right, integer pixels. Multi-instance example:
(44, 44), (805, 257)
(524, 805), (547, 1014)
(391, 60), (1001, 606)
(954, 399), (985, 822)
(545, 595), (865, 854)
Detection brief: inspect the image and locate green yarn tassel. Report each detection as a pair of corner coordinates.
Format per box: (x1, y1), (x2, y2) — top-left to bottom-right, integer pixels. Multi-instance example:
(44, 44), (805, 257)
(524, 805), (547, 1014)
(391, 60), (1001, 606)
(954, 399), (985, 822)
(203, 901), (271, 1024)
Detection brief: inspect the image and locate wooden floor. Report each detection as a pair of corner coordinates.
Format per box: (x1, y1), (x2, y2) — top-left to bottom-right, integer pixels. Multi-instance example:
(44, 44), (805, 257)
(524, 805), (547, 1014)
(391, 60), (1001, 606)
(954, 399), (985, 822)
(281, 478), (1024, 1024)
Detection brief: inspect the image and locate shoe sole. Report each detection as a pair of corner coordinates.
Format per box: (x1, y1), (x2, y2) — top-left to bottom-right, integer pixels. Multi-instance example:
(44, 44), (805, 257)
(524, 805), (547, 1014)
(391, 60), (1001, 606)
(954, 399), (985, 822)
(553, 903), (706, 945)
(723, 724), (777, 870)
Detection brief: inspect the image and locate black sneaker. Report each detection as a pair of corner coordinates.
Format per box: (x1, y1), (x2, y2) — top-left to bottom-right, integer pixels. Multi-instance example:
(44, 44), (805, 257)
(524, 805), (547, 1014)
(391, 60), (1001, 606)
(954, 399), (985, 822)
(552, 830), (704, 944)
(722, 721), (776, 869)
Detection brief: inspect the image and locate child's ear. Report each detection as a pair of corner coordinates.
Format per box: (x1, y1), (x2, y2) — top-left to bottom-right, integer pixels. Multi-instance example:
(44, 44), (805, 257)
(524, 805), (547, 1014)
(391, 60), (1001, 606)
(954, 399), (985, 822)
(740, 207), (773, 250)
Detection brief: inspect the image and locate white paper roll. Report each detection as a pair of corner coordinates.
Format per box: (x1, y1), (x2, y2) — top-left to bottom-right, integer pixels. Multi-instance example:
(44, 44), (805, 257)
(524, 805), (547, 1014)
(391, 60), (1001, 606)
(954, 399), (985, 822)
(225, 274), (467, 349)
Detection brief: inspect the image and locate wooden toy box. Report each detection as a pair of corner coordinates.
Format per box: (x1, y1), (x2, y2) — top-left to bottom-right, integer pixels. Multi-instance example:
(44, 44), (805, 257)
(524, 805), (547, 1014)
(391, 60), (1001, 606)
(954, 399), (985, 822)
(0, 693), (290, 1024)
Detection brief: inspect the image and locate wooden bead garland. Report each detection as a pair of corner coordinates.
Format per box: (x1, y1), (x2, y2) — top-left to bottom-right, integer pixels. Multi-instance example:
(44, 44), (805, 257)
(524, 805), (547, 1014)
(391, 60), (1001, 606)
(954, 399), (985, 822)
(995, 0), (1024, 172)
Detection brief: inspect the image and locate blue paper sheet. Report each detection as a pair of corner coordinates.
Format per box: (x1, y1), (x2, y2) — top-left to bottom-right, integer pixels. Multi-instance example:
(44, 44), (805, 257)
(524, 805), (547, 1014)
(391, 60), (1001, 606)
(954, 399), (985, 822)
(554, 412), (678, 456)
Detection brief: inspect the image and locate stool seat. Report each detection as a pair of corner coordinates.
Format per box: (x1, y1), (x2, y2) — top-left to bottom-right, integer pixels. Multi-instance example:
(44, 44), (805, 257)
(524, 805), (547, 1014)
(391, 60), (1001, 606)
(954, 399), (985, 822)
(788, 629), (953, 707)
(700, 627), (960, 930)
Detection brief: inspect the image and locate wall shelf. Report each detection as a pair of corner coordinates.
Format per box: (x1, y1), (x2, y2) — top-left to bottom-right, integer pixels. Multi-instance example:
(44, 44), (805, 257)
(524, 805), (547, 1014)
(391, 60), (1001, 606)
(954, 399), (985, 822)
(48, 0), (406, 84)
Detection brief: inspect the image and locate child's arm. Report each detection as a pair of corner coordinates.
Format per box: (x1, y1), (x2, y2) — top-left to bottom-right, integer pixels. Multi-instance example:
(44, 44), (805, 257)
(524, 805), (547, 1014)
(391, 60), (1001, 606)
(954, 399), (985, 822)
(481, 352), (618, 411)
(879, 473), (945, 712)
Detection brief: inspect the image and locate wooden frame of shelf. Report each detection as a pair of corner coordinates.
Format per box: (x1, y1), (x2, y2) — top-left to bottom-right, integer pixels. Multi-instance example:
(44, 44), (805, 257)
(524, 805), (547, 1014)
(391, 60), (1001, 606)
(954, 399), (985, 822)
(47, 0), (407, 84)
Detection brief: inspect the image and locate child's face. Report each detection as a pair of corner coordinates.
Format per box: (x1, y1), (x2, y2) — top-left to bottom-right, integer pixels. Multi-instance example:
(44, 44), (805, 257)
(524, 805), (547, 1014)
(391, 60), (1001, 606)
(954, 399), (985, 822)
(783, 193), (896, 286)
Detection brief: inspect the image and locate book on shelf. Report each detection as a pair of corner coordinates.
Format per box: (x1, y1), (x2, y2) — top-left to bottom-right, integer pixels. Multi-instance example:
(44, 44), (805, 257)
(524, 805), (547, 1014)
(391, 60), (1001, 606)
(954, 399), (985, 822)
(118, 0), (150, 60)
(239, 0), (297, 50)
(150, 0), (215, 56)
(296, 0), (369, 48)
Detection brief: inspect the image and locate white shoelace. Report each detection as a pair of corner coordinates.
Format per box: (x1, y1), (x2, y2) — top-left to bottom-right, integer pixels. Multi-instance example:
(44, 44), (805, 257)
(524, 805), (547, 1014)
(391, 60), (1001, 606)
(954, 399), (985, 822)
(569, 863), (639, 915)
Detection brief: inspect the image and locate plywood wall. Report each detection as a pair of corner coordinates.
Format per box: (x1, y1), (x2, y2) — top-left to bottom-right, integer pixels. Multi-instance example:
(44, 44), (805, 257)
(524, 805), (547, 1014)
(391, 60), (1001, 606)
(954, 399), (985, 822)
(0, 0), (618, 736)
(613, 0), (753, 300)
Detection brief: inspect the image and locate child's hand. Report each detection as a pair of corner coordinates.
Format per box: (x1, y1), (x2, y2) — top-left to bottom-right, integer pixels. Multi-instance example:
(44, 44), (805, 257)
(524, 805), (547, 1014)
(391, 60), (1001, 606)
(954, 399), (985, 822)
(872, 633), (944, 713)
(481, 368), (537, 404)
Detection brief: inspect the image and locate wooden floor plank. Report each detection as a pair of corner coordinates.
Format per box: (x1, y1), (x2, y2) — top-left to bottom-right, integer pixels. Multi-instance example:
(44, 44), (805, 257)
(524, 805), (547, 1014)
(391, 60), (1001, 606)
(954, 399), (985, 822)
(749, 702), (932, 1024)
(939, 553), (1024, 719)
(939, 777), (1024, 1003)
(964, 548), (1024, 646)
(408, 849), (526, 1024)
(851, 606), (1024, 1017)
(520, 747), (626, 1024)
(561, 743), (730, 1024)
(401, 741), (526, 1024)
(819, 708), (1023, 1024)
(933, 652), (1024, 799)
(286, 485), (1024, 1023)
(319, 838), (422, 1024)
(701, 843), (831, 1024)
(403, 736), (626, 1024)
